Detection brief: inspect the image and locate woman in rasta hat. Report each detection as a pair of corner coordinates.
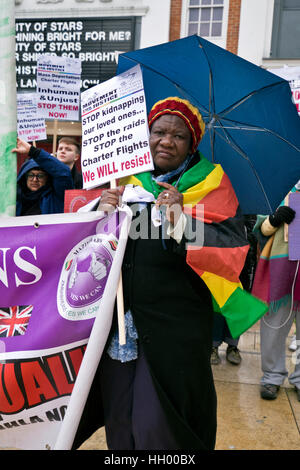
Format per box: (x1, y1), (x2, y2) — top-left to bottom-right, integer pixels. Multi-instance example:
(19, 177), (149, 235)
(75, 97), (266, 450)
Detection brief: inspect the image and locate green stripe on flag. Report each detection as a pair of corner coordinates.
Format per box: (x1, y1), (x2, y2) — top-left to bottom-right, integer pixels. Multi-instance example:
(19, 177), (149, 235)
(134, 152), (215, 197)
(212, 287), (268, 339)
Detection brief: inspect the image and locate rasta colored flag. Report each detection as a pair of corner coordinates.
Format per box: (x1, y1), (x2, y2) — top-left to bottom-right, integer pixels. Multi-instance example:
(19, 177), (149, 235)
(120, 152), (268, 338)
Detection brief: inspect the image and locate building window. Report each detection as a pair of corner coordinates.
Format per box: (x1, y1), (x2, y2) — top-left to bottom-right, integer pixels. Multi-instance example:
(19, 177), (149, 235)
(271, 0), (300, 58)
(188, 0), (224, 37)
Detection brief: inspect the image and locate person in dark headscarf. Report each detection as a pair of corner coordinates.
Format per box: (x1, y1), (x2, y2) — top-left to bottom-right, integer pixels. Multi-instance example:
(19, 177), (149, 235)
(12, 138), (74, 215)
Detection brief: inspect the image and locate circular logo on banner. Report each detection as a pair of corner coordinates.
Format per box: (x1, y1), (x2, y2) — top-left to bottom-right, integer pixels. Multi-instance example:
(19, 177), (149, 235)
(57, 234), (118, 321)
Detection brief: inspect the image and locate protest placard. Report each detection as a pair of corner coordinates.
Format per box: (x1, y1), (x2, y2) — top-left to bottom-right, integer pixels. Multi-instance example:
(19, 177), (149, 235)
(291, 80), (300, 115)
(36, 54), (81, 121)
(288, 192), (300, 260)
(268, 66), (300, 116)
(64, 189), (104, 213)
(17, 92), (47, 142)
(81, 64), (153, 189)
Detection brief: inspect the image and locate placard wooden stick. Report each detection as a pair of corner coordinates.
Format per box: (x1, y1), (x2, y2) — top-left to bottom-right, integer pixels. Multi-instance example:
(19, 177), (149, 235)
(110, 179), (126, 345)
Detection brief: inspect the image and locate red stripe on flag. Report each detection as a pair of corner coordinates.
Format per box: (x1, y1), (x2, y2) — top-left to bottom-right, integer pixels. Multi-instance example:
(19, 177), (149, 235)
(185, 173), (239, 224)
(187, 245), (249, 283)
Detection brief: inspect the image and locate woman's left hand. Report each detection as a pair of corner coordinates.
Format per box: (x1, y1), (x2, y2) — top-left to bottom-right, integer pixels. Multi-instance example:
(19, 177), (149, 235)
(11, 137), (31, 155)
(156, 182), (183, 226)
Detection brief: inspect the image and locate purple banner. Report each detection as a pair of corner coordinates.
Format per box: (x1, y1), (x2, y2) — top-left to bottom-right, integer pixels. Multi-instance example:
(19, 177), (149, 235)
(0, 209), (130, 450)
(0, 212), (124, 352)
(289, 192), (300, 260)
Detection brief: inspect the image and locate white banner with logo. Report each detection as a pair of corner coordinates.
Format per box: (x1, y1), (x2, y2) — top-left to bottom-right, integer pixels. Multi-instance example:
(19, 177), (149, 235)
(0, 207), (131, 450)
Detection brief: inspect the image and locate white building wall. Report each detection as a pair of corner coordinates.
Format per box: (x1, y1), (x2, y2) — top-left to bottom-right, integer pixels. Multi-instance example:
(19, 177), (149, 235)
(138, 0), (170, 48)
(238, 0), (300, 68)
(238, 0), (274, 66)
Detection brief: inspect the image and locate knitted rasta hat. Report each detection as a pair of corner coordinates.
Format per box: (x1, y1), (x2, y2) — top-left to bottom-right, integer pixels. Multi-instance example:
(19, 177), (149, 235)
(148, 97), (205, 153)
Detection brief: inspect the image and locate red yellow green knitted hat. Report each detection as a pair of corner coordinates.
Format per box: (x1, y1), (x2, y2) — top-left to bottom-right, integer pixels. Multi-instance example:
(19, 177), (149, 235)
(148, 97), (205, 153)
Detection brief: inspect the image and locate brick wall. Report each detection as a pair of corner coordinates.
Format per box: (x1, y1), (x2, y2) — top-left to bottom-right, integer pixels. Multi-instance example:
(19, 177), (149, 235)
(169, 0), (182, 41)
(226, 0), (241, 54)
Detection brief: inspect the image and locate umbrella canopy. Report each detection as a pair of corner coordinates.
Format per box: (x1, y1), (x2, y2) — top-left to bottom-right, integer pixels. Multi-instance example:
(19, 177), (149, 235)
(117, 35), (300, 214)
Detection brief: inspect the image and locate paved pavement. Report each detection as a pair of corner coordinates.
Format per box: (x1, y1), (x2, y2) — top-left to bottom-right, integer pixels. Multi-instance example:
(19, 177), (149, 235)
(1, 322), (299, 451)
(78, 321), (300, 451)
(212, 321), (300, 450)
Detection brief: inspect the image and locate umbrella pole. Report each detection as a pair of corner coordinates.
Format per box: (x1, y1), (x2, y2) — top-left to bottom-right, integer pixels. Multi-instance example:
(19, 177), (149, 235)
(284, 195), (289, 242)
(0, 1), (17, 217)
(110, 179), (126, 345)
(52, 119), (58, 155)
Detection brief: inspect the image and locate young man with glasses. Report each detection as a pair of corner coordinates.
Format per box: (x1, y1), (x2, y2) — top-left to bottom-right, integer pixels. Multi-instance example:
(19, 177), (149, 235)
(12, 137), (74, 216)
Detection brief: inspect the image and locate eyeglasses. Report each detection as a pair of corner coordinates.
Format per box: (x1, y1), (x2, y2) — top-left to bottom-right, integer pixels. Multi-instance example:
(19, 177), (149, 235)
(27, 173), (47, 181)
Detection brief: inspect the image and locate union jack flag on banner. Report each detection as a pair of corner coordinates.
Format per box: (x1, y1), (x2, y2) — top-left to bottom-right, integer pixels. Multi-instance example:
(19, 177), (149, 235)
(0, 305), (33, 337)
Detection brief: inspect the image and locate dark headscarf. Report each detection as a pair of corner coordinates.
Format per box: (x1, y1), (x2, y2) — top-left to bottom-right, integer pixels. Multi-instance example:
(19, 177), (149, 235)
(17, 159), (51, 216)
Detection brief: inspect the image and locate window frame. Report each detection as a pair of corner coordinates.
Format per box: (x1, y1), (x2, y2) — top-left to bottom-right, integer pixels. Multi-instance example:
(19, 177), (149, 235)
(271, 0), (300, 59)
(181, 0), (229, 48)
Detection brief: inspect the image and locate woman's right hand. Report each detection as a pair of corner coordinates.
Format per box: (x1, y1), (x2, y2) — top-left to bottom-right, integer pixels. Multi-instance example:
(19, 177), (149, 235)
(97, 186), (124, 212)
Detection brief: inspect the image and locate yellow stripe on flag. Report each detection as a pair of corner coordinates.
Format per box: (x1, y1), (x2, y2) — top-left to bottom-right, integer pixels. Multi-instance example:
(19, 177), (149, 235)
(183, 164), (224, 207)
(120, 164), (224, 208)
(119, 175), (144, 187)
(200, 271), (241, 308)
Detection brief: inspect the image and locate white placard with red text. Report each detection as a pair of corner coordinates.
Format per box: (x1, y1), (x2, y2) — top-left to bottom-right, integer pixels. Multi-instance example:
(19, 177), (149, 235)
(268, 66), (300, 116)
(17, 93), (47, 142)
(36, 55), (81, 121)
(80, 64), (153, 189)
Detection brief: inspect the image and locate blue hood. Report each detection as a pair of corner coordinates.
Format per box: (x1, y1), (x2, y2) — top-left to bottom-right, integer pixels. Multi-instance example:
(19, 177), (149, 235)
(17, 158), (41, 183)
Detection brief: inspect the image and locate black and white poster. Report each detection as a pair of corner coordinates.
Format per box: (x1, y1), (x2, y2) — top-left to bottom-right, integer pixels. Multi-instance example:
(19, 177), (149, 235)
(16, 17), (137, 92)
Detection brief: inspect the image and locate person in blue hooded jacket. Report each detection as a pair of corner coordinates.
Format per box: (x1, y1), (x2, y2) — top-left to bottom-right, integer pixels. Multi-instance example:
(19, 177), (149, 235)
(12, 138), (74, 215)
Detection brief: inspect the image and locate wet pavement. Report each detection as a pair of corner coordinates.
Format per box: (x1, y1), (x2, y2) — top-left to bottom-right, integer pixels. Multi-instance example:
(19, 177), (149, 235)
(78, 321), (300, 451)
(212, 322), (300, 450)
(1, 322), (299, 451)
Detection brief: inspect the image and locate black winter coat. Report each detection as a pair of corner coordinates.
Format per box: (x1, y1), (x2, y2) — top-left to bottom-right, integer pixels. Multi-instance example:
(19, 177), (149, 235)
(74, 204), (217, 450)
